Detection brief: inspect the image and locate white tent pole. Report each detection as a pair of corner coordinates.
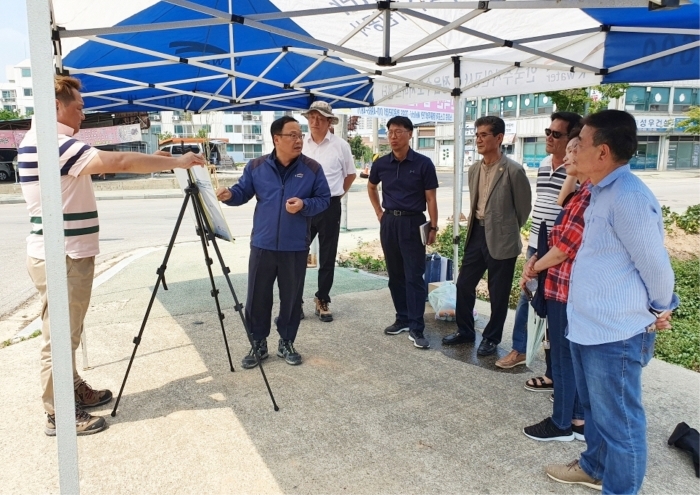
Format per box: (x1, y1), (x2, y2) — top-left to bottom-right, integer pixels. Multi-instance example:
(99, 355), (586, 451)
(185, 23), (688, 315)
(452, 57), (464, 271)
(27, 0), (80, 493)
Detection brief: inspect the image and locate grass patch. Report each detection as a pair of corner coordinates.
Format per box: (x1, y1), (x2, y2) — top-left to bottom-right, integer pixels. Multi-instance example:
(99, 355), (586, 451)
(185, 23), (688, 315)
(654, 257), (700, 371)
(1, 329), (42, 349)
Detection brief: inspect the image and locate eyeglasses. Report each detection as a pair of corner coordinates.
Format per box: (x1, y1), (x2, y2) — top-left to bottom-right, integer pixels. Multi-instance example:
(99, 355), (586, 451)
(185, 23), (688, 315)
(544, 128), (566, 139)
(387, 129), (410, 138)
(277, 133), (305, 141)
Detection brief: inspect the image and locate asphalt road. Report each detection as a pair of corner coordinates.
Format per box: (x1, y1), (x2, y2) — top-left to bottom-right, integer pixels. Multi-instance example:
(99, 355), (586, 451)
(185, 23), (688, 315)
(1, 172), (698, 320)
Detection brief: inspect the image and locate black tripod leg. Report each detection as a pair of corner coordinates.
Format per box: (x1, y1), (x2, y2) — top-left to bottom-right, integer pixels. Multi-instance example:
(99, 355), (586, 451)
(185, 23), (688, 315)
(189, 191), (235, 372)
(209, 235), (280, 412)
(111, 192), (192, 417)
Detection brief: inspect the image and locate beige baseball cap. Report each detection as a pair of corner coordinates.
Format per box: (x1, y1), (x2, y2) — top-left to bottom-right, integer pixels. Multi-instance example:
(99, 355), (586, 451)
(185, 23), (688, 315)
(301, 101), (339, 125)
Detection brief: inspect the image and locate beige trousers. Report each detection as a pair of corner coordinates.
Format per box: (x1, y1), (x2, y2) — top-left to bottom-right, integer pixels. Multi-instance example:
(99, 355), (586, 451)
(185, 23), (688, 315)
(27, 255), (95, 415)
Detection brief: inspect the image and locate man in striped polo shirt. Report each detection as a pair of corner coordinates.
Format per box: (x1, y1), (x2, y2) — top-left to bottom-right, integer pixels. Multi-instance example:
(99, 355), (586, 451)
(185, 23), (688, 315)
(20, 75), (204, 436)
(496, 112), (582, 371)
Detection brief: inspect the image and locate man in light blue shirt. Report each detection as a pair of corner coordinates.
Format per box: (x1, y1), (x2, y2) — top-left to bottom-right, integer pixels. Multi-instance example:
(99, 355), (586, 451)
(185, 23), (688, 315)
(545, 110), (678, 495)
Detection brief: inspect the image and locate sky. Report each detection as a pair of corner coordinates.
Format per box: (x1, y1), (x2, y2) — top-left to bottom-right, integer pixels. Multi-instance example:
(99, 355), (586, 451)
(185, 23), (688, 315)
(2, 0), (30, 82)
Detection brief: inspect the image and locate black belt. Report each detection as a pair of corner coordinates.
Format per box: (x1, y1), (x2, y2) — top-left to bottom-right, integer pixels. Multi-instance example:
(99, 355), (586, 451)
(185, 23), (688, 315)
(476, 219), (485, 226)
(385, 209), (421, 217)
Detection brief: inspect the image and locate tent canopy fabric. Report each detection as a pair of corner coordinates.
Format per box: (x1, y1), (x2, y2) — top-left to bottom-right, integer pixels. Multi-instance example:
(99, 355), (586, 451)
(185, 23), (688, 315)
(54, 0), (700, 114)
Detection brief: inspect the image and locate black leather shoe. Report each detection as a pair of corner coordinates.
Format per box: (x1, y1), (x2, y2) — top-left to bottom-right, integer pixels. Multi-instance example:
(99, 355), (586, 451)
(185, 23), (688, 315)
(442, 332), (475, 345)
(477, 339), (498, 356)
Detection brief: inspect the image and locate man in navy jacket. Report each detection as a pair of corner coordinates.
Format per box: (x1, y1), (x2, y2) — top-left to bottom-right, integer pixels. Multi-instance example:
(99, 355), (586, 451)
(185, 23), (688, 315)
(216, 116), (331, 368)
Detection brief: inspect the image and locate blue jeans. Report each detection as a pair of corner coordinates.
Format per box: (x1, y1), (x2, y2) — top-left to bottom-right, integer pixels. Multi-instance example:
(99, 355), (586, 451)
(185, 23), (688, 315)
(571, 332), (656, 495)
(547, 299), (583, 430)
(511, 246), (536, 354)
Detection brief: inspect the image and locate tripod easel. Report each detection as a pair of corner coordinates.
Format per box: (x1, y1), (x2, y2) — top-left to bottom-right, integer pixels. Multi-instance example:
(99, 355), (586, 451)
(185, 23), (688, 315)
(111, 176), (279, 416)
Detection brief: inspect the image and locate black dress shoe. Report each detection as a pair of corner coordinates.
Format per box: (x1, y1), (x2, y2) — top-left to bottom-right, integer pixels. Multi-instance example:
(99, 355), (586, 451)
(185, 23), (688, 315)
(477, 339), (498, 356)
(442, 332), (476, 345)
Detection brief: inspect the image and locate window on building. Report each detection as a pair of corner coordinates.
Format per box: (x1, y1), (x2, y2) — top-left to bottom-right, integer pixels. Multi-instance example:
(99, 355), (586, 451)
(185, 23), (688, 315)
(673, 88), (699, 113)
(243, 143), (263, 159)
(1, 90), (15, 99)
(225, 125), (234, 133)
(630, 136), (660, 171)
(418, 138), (435, 149)
(667, 136), (700, 170)
(300, 124), (309, 133)
(522, 137), (547, 168)
(23, 88), (33, 97)
(151, 125), (161, 135)
(3, 105), (15, 111)
(200, 124), (211, 133)
(519, 94), (534, 116)
(535, 94), (553, 114)
(486, 98), (501, 117)
(465, 100), (477, 121)
(625, 86), (670, 112)
(174, 125), (184, 135)
(25, 107), (34, 116)
(226, 144), (234, 152)
(21, 68), (31, 77)
(502, 95), (517, 117)
(250, 125), (262, 135)
(234, 125), (242, 133)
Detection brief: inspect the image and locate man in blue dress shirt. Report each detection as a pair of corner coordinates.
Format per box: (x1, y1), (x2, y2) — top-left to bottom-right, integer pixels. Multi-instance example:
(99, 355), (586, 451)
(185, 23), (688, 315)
(545, 110), (678, 495)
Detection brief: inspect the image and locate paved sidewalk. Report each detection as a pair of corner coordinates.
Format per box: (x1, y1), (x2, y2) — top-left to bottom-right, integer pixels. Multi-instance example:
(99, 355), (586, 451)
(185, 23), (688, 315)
(0, 233), (698, 494)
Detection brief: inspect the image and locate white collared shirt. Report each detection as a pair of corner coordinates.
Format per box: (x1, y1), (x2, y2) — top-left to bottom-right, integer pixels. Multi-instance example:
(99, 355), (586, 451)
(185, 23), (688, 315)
(302, 131), (355, 197)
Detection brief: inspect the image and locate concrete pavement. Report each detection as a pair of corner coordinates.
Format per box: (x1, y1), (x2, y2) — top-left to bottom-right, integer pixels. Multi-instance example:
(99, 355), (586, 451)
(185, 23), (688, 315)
(1, 230), (698, 494)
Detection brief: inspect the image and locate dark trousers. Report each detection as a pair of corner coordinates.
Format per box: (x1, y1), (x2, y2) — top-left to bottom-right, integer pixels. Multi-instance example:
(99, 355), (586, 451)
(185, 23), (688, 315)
(308, 195), (342, 302)
(380, 213), (427, 332)
(246, 247), (307, 342)
(455, 223), (517, 344)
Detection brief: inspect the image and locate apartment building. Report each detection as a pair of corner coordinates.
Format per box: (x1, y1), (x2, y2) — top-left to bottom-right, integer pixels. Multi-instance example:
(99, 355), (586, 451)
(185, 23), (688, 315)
(1, 59), (35, 116)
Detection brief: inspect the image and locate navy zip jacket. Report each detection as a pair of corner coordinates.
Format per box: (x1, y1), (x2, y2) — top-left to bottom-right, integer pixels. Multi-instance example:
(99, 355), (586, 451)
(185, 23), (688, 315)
(223, 151), (331, 251)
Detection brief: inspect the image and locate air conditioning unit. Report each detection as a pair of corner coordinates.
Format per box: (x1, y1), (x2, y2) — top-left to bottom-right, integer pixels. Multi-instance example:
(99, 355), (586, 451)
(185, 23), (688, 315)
(172, 114), (180, 121)
(150, 114), (161, 122)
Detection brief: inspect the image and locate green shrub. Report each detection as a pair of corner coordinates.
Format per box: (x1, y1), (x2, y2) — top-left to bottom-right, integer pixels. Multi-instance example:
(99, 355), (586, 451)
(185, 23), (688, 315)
(337, 252), (387, 273)
(676, 205), (700, 235)
(653, 257), (700, 371)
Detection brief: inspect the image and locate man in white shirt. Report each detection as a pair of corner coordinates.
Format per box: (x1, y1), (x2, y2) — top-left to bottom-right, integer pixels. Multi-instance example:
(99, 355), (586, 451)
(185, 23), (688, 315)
(299, 101), (356, 322)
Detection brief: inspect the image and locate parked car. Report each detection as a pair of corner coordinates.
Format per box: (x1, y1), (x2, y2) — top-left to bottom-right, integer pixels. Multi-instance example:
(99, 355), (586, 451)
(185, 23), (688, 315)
(0, 161), (14, 181)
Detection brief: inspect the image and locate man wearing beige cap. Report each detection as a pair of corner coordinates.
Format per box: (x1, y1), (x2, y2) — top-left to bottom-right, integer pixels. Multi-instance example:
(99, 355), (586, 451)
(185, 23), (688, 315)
(300, 101), (356, 322)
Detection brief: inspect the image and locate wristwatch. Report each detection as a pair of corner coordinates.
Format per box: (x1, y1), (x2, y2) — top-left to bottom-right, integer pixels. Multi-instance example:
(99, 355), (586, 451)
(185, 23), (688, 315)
(430, 226), (439, 232)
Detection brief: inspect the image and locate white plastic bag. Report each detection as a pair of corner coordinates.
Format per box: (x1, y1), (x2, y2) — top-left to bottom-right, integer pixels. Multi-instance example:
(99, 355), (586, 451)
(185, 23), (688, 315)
(429, 282), (457, 321)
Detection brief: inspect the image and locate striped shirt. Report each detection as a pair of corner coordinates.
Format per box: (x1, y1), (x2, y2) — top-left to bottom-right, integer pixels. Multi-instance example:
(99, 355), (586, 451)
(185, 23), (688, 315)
(19, 119), (100, 260)
(567, 165), (679, 345)
(528, 155), (569, 249)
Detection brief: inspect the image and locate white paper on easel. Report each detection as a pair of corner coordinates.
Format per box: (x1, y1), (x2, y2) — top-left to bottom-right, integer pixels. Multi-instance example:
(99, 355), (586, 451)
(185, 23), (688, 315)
(174, 166), (234, 242)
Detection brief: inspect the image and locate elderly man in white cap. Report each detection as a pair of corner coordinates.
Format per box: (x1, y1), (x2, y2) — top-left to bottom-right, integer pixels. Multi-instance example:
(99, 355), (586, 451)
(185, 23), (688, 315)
(299, 101), (356, 322)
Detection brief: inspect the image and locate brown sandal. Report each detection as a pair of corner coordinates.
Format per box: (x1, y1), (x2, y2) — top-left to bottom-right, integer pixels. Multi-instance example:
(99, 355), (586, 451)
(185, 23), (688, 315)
(524, 376), (553, 392)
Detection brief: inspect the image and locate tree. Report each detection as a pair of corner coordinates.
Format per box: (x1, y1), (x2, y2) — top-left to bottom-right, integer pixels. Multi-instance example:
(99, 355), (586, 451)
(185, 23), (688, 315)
(158, 131), (173, 142)
(0, 108), (22, 121)
(196, 128), (209, 139)
(348, 134), (370, 161)
(545, 88), (589, 114)
(676, 106), (700, 135)
(588, 83), (629, 114)
(545, 83), (629, 115)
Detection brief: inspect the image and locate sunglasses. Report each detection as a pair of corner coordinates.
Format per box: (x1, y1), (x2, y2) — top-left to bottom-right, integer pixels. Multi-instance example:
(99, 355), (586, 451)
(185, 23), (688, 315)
(544, 128), (565, 139)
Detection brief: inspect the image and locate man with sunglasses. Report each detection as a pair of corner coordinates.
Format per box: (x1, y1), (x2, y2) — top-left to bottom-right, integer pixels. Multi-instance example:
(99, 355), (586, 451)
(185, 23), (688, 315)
(216, 116), (330, 368)
(496, 112), (582, 372)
